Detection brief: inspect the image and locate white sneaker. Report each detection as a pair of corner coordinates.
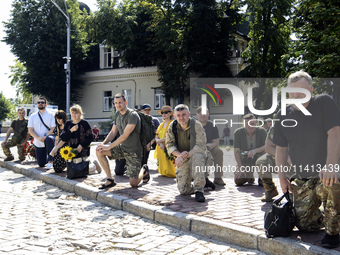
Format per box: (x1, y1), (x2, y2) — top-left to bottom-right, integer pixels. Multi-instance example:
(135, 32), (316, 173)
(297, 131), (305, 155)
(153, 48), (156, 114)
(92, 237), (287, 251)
(45, 162), (53, 169)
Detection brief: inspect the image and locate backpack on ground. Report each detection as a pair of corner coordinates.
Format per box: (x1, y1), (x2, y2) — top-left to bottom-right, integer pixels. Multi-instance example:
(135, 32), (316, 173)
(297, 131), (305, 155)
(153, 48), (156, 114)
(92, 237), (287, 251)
(135, 111), (156, 147)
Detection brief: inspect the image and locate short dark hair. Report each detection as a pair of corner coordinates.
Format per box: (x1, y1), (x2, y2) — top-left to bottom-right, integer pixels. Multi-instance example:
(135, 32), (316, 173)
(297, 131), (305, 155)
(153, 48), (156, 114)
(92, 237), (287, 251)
(55, 110), (68, 127)
(114, 93), (126, 102)
(38, 97), (47, 104)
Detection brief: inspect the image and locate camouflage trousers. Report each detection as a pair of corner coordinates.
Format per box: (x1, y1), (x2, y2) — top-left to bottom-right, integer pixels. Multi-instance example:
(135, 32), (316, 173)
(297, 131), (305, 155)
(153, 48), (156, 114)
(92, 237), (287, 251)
(176, 152), (208, 195)
(1, 139), (25, 160)
(256, 153), (276, 192)
(208, 146), (223, 179)
(109, 146), (142, 179)
(291, 178), (340, 235)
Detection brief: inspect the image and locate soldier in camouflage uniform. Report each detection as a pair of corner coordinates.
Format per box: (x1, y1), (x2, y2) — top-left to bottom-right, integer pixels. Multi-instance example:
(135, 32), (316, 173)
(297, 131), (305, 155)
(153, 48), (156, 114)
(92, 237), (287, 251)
(256, 126), (278, 202)
(166, 104), (212, 202)
(274, 70), (340, 248)
(1, 108), (30, 161)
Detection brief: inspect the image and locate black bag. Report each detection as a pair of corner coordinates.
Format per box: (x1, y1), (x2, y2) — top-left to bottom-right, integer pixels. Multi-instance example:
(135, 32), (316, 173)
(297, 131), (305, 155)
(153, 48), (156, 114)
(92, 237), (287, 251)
(66, 159), (89, 179)
(264, 192), (296, 238)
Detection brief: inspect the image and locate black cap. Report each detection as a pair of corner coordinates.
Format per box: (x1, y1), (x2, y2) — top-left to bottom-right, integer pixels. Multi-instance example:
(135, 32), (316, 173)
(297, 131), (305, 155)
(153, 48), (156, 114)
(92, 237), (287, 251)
(141, 104), (151, 110)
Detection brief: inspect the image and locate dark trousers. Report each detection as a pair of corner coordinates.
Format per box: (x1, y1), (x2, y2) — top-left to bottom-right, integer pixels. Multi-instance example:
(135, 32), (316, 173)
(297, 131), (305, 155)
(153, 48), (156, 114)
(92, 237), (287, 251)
(35, 135), (55, 167)
(115, 159), (126, 175)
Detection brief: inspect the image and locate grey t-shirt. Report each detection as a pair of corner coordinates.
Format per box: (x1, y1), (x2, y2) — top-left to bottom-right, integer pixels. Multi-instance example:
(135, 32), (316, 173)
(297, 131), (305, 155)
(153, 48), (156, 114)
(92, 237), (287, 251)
(114, 109), (141, 154)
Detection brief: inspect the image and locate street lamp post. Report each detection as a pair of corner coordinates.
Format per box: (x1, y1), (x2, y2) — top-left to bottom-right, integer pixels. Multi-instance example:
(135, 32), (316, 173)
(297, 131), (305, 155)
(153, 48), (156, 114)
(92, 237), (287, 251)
(50, 0), (71, 114)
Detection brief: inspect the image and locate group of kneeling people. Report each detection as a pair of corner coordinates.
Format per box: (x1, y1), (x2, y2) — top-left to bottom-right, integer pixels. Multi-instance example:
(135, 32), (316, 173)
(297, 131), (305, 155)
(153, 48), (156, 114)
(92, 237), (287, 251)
(1, 70), (340, 248)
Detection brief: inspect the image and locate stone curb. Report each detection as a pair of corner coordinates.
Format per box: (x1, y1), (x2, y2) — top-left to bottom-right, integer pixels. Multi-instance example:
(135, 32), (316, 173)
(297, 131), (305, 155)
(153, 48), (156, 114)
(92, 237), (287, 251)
(0, 160), (338, 255)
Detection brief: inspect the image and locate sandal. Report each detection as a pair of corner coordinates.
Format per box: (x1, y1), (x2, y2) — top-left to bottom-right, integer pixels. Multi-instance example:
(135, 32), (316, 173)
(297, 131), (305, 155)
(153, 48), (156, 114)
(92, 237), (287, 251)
(99, 178), (116, 189)
(142, 164), (150, 183)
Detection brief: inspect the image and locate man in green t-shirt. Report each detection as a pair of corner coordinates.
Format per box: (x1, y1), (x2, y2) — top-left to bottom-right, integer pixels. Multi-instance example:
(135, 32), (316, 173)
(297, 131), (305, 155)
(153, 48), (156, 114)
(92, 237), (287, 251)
(233, 114), (267, 186)
(96, 93), (143, 189)
(1, 108), (30, 161)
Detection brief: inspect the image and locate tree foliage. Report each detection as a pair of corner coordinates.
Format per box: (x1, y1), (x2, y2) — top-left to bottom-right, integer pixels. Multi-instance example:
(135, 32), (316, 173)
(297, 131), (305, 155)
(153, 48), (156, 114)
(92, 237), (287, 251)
(9, 60), (32, 104)
(0, 93), (12, 122)
(3, 0), (91, 109)
(290, 0), (340, 95)
(239, 0), (293, 109)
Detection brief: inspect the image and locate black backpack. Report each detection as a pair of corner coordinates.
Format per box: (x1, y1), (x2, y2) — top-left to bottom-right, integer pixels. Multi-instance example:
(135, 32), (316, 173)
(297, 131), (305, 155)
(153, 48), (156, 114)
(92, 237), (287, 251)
(135, 111), (156, 147)
(172, 117), (197, 150)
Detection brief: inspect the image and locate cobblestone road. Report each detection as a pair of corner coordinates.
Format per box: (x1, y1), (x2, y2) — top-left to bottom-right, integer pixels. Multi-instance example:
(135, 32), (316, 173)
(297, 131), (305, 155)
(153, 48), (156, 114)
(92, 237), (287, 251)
(0, 167), (266, 255)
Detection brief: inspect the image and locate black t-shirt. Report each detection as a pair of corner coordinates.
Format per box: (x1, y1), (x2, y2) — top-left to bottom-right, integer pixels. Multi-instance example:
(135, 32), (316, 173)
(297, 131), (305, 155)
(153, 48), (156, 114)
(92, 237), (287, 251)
(273, 94), (340, 177)
(202, 120), (219, 143)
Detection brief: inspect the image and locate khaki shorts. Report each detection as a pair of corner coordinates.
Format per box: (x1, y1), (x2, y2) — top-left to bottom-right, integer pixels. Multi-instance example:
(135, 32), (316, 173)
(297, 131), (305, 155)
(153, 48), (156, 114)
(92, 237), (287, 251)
(109, 146), (142, 179)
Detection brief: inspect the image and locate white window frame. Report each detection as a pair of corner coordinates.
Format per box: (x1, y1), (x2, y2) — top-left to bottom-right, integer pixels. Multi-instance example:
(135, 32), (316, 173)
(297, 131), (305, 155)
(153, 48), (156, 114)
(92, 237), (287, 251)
(103, 47), (112, 69)
(103, 91), (112, 112)
(155, 89), (165, 109)
(192, 97), (201, 108)
(122, 89), (132, 109)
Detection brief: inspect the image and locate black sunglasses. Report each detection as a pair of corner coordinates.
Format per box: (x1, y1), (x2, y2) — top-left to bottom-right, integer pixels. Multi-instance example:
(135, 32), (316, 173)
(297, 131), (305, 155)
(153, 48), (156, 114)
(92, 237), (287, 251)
(161, 111), (170, 114)
(37, 101), (46, 104)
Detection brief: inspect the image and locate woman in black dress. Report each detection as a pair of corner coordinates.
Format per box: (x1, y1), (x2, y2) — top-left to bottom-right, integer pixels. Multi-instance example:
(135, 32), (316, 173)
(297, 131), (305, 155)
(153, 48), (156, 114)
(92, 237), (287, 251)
(52, 110), (68, 172)
(51, 105), (101, 174)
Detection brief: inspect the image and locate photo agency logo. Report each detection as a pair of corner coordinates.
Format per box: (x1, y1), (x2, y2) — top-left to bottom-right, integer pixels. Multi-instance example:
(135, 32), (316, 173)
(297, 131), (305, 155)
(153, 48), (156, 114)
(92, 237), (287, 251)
(191, 78), (312, 128)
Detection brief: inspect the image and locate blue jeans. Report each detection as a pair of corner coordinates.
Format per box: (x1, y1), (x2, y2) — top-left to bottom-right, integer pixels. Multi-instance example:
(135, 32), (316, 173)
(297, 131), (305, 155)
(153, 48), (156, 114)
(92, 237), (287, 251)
(35, 135), (55, 167)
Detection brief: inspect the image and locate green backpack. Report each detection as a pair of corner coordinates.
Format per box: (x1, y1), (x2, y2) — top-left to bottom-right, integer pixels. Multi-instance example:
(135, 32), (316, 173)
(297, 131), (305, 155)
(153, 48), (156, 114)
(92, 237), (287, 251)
(135, 111), (156, 147)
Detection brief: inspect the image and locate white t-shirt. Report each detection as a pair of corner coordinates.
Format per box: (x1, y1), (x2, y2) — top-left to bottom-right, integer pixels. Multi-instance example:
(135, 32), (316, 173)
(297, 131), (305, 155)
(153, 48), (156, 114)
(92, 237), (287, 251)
(28, 110), (55, 147)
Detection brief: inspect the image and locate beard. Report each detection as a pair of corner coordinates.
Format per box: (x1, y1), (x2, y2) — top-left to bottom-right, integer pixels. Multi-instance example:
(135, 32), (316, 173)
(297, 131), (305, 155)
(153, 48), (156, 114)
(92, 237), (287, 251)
(38, 105), (46, 110)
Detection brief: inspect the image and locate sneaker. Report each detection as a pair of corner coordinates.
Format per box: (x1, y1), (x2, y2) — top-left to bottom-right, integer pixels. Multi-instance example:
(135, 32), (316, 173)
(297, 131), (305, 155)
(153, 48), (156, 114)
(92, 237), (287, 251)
(321, 234), (340, 249)
(45, 162), (53, 169)
(261, 189), (279, 202)
(4, 156), (14, 161)
(195, 191), (205, 202)
(258, 178), (263, 186)
(205, 178), (216, 190)
(214, 178), (226, 185)
(93, 160), (102, 174)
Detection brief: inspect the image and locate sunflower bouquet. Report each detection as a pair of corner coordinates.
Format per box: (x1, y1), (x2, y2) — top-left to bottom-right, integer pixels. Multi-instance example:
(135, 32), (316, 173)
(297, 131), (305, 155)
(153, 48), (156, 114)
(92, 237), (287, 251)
(60, 146), (78, 161)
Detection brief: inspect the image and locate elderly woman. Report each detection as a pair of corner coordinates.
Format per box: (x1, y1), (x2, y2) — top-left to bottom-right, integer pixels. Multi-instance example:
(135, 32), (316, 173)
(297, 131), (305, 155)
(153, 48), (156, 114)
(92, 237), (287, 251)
(51, 105), (101, 174)
(154, 105), (176, 177)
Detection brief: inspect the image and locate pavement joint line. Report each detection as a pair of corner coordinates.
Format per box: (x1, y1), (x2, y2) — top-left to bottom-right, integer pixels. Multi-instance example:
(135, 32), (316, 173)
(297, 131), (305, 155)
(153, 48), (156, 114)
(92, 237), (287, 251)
(1, 159), (339, 255)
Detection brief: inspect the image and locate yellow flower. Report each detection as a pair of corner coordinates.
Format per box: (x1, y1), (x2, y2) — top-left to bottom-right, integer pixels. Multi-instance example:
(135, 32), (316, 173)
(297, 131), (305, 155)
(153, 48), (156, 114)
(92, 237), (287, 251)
(60, 146), (72, 161)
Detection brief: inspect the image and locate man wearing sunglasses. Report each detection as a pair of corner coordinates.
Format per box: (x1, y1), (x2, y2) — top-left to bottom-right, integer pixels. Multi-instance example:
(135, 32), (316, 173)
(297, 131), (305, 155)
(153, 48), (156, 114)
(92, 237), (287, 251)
(28, 97), (55, 169)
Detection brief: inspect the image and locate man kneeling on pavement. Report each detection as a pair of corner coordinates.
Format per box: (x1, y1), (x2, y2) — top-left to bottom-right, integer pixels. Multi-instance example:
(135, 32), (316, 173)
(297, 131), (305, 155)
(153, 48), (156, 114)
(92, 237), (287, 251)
(166, 104), (214, 202)
(255, 125), (293, 202)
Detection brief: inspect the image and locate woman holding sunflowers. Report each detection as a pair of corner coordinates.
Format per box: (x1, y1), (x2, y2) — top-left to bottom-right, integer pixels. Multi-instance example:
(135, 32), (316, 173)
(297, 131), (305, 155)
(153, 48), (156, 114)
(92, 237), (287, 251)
(52, 110), (68, 172)
(50, 105), (101, 174)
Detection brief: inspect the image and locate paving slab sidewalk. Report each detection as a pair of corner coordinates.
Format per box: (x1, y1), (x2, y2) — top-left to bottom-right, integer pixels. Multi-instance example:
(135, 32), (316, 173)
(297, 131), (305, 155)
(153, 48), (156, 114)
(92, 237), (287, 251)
(0, 135), (338, 255)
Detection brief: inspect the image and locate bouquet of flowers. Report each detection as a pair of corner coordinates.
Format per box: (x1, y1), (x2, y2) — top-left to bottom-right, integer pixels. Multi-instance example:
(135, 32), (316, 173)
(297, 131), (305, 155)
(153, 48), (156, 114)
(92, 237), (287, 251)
(60, 146), (78, 161)
(164, 146), (176, 163)
(23, 139), (36, 160)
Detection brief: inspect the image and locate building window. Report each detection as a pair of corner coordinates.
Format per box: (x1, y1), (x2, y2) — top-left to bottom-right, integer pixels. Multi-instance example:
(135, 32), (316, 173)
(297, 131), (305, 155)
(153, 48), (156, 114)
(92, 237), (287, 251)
(192, 97), (201, 108)
(155, 89), (165, 109)
(122, 89), (132, 109)
(103, 47), (112, 68)
(103, 91), (112, 112)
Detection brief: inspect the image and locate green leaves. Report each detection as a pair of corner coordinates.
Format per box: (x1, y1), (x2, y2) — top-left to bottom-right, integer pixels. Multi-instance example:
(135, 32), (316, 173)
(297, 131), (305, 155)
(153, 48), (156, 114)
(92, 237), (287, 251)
(3, 0), (92, 109)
